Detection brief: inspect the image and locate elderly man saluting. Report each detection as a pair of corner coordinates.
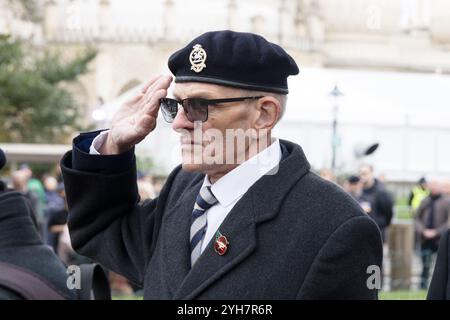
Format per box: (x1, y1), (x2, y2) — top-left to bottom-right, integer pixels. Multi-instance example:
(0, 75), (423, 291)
(60, 30), (382, 299)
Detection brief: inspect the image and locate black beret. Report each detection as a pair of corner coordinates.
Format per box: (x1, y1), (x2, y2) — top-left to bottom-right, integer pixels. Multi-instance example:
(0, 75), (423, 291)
(168, 30), (299, 94)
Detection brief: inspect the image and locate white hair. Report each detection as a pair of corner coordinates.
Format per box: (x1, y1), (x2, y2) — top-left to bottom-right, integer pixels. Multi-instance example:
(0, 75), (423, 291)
(239, 89), (288, 123)
(274, 93), (287, 122)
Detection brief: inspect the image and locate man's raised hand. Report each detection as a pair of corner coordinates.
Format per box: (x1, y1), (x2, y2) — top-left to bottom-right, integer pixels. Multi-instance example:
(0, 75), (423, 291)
(100, 75), (172, 155)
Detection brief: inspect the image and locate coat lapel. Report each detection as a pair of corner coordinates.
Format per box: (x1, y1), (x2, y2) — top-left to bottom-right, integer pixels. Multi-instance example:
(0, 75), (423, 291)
(174, 140), (311, 299)
(174, 190), (258, 299)
(160, 176), (203, 296)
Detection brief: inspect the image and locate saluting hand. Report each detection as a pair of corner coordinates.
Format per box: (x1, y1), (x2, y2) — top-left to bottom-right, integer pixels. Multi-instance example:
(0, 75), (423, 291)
(100, 75), (173, 155)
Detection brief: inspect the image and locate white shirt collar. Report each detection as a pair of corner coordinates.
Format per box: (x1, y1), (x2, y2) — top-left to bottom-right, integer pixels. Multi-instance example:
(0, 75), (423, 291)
(202, 139), (282, 207)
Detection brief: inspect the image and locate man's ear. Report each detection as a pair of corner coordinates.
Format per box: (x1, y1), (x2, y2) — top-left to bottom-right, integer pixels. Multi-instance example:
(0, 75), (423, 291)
(254, 96), (281, 130)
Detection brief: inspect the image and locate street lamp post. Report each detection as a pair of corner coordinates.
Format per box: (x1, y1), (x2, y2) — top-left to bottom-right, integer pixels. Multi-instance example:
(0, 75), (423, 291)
(329, 84), (343, 172)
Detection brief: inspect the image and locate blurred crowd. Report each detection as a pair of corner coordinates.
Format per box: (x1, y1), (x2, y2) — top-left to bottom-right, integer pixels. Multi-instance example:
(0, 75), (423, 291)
(2, 161), (449, 294)
(320, 165), (450, 290)
(1, 164), (161, 297)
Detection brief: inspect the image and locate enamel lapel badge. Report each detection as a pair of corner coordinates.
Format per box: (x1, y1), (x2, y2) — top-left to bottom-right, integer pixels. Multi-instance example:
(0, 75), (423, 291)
(214, 231), (229, 256)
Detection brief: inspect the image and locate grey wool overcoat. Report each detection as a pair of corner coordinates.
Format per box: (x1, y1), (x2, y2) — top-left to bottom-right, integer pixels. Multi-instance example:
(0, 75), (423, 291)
(61, 131), (383, 300)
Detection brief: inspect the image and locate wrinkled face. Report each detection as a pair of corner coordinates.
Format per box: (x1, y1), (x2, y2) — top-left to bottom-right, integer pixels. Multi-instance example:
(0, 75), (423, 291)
(171, 82), (276, 175)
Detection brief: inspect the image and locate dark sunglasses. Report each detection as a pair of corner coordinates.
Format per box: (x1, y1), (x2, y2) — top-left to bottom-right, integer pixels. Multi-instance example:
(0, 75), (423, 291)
(159, 96), (264, 123)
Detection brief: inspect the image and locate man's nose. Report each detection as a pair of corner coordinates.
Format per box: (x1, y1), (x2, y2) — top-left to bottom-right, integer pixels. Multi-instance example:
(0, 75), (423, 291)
(172, 107), (194, 132)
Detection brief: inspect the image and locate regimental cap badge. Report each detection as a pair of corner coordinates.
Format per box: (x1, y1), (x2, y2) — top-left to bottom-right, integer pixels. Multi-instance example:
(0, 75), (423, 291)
(189, 44), (207, 73)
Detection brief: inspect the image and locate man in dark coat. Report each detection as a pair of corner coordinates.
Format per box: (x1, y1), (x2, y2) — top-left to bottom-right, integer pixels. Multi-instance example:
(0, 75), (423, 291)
(427, 229), (450, 300)
(415, 180), (450, 289)
(60, 30), (383, 299)
(0, 148), (75, 300)
(0, 191), (77, 300)
(359, 164), (394, 241)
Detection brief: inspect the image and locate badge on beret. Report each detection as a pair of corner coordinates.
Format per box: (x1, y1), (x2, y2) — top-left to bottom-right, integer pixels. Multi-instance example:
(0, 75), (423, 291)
(189, 44), (207, 73)
(214, 231), (229, 256)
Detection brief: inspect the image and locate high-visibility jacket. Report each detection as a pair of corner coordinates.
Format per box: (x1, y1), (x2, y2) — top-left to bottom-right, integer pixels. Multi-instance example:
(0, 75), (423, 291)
(411, 186), (429, 211)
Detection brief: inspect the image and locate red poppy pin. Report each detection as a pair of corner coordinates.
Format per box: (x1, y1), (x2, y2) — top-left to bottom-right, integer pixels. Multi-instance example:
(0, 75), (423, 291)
(214, 231), (229, 256)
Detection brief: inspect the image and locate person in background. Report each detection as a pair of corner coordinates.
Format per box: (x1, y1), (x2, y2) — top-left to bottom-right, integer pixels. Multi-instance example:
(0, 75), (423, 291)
(343, 175), (373, 217)
(11, 170), (40, 231)
(19, 164), (46, 219)
(44, 180), (68, 252)
(43, 175), (61, 246)
(0, 190), (78, 300)
(0, 149), (76, 300)
(318, 168), (335, 183)
(19, 165), (46, 239)
(343, 175), (362, 199)
(408, 177), (429, 215)
(359, 164), (394, 242)
(415, 180), (450, 289)
(43, 175), (60, 203)
(409, 177), (430, 253)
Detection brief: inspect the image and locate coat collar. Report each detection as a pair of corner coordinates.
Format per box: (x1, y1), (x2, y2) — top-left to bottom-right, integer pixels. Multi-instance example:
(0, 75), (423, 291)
(161, 139), (311, 299)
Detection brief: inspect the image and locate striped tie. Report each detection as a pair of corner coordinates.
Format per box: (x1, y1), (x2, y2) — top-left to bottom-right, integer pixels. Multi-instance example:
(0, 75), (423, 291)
(190, 186), (218, 267)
